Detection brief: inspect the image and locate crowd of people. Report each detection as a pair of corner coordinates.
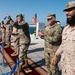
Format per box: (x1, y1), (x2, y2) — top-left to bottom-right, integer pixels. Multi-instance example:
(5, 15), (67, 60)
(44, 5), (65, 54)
(0, 1), (75, 75)
(0, 14), (31, 74)
(39, 1), (75, 75)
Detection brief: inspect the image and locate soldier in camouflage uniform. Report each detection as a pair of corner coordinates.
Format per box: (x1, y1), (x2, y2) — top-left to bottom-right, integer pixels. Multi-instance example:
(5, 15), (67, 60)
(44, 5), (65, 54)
(39, 14), (62, 75)
(0, 21), (6, 43)
(5, 20), (12, 48)
(52, 1), (75, 75)
(11, 14), (31, 73)
(11, 17), (19, 55)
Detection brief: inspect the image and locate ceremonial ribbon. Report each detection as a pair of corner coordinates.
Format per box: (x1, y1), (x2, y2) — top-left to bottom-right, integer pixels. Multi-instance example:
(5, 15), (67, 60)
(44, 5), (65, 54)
(0, 43), (4, 51)
(0, 59), (19, 75)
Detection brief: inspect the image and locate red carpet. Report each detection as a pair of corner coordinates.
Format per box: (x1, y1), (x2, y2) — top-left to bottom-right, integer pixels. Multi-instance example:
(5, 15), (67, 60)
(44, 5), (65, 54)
(3, 45), (47, 75)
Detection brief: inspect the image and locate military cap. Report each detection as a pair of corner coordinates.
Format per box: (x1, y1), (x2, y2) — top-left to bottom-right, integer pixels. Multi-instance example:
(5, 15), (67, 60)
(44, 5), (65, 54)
(16, 14), (23, 18)
(47, 13), (56, 19)
(63, 1), (75, 11)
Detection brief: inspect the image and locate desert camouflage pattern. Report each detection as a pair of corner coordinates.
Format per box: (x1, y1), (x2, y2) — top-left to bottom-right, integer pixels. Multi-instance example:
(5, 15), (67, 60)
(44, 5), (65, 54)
(13, 21), (30, 68)
(1, 25), (6, 42)
(56, 25), (75, 75)
(64, 1), (75, 11)
(44, 23), (62, 75)
(5, 23), (12, 46)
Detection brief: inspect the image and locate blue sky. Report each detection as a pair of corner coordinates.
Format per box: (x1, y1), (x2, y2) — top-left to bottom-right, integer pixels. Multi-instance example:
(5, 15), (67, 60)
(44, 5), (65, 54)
(0, 0), (72, 26)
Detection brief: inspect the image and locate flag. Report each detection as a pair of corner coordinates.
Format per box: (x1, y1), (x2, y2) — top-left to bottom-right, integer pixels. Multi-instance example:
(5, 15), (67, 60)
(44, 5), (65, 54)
(4, 16), (7, 20)
(4, 14), (10, 20)
(6, 14), (10, 18)
(32, 13), (37, 24)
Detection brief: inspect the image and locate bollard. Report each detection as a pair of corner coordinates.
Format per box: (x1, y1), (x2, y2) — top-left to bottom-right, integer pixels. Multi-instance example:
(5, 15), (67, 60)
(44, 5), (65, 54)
(34, 30), (36, 37)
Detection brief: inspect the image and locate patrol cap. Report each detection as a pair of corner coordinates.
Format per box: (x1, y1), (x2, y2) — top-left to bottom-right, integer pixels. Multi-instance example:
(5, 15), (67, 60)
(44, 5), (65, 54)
(46, 13), (56, 19)
(16, 14), (23, 19)
(63, 1), (75, 11)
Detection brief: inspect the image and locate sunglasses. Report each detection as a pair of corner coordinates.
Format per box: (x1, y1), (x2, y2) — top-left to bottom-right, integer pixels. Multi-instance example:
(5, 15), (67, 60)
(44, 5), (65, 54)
(47, 18), (52, 21)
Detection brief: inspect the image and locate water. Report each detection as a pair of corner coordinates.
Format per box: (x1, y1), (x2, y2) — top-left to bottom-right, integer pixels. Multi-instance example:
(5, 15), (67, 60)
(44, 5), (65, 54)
(29, 26), (64, 34)
(29, 27), (36, 34)
(62, 26), (64, 30)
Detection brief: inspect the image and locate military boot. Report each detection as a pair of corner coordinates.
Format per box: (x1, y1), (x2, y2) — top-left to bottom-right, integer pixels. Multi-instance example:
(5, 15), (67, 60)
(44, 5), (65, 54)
(22, 59), (28, 69)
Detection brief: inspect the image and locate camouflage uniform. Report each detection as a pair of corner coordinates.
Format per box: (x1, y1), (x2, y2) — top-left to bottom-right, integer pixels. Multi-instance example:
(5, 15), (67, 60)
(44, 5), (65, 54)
(13, 21), (30, 71)
(54, 1), (75, 75)
(5, 20), (12, 47)
(44, 23), (62, 75)
(1, 23), (6, 43)
(55, 25), (75, 75)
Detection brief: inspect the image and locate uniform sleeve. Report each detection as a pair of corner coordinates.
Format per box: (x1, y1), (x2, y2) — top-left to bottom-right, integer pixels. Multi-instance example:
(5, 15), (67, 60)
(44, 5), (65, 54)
(22, 23), (29, 34)
(9, 25), (13, 32)
(55, 32), (64, 56)
(55, 43), (64, 56)
(46, 26), (62, 43)
(55, 25), (68, 56)
(13, 22), (18, 28)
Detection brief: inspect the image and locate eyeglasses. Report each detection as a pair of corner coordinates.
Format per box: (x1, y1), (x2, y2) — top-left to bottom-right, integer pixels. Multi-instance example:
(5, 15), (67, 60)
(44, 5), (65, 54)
(47, 18), (52, 21)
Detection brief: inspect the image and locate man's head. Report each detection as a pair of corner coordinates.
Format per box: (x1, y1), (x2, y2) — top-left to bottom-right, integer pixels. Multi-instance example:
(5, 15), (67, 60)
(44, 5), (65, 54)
(16, 14), (24, 23)
(46, 13), (56, 25)
(1, 21), (4, 24)
(64, 1), (75, 26)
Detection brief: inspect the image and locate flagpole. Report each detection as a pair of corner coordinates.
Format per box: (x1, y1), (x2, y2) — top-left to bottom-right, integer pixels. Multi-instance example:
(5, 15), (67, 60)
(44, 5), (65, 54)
(34, 13), (37, 38)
